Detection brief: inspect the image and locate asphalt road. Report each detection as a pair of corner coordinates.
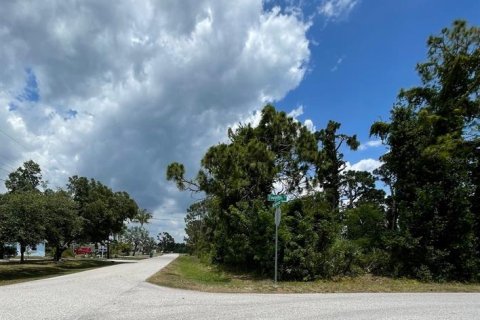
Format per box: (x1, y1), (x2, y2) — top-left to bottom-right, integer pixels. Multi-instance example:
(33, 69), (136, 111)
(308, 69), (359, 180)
(0, 254), (479, 320)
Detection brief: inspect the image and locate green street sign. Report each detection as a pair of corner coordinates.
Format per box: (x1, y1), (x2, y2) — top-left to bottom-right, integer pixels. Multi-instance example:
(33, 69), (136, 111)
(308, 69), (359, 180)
(268, 194), (287, 202)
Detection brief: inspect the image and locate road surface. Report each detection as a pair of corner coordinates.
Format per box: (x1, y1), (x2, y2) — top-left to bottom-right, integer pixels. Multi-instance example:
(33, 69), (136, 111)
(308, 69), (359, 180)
(0, 254), (479, 319)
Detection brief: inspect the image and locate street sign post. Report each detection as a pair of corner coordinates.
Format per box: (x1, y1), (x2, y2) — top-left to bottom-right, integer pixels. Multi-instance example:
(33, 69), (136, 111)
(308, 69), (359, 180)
(275, 207), (281, 226)
(274, 207), (281, 284)
(268, 194), (287, 284)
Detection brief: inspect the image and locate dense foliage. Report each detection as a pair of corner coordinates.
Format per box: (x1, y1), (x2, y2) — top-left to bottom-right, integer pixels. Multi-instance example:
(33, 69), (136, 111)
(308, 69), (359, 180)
(169, 20), (480, 281)
(370, 20), (480, 281)
(0, 161), (141, 261)
(0, 161), (186, 261)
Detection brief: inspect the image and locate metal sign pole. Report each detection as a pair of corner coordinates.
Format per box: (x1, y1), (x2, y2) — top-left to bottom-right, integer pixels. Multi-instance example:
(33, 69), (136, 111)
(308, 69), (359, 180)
(268, 195), (285, 286)
(275, 217), (278, 284)
(274, 206), (281, 285)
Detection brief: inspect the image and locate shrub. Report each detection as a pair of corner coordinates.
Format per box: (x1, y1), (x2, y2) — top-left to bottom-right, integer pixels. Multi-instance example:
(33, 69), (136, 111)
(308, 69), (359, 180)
(61, 248), (75, 258)
(324, 238), (362, 277)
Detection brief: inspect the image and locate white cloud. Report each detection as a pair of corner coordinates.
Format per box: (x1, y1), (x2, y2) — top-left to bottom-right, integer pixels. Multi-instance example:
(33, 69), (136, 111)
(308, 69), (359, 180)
(345, 158), (382, 173)
(358, 139), (383, 151)
(287, 106), (317, 132)
(318, 0), (359, 22)
(304, 119), (316, 132)
(0, 0), (311, 241)
(330, 56), (345, 72)
(288, 105), (304, 118)
(233, 104), (317, 134)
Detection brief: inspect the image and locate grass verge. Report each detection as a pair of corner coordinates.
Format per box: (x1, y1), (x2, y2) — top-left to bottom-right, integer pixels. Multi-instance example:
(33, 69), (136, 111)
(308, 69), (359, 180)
(0, 259), (117, 286)
(147, 255), (480, 293)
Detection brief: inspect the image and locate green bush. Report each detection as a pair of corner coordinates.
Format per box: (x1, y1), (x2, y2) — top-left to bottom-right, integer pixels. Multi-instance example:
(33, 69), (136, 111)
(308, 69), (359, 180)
(358, 248), (390, 275)
(61, 248), (75, 258)
(324, 238), (362, 277)
(110, 242), (132, 256)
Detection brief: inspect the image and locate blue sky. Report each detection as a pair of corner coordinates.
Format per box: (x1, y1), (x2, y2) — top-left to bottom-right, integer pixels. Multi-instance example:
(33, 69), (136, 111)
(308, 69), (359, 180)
(275, 0), (480, 164)
(0, 0), (478, 241)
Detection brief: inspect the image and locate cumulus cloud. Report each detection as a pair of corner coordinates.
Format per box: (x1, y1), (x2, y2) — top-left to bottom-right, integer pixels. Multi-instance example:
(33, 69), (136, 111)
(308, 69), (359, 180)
(304, 119), (316, 132)
(0, 0), (311, 241)
(358, 139), (383, 151)
(345, 158), (382, 173)
(318, 0), (359, 22)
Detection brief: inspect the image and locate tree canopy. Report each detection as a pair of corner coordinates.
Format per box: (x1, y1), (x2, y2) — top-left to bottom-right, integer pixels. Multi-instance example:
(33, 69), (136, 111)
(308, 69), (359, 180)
(0, 161), (141, 261)
(169, 20), (480, 282)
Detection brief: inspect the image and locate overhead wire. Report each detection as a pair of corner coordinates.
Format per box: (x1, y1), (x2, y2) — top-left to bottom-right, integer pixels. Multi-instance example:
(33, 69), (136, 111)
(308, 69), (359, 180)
(0, 118), (163, 212)
(0, 127), (30, 151)
(0, 126), (66, 189)
(0, 156), (17, 170)
(0, 166), (11, 174)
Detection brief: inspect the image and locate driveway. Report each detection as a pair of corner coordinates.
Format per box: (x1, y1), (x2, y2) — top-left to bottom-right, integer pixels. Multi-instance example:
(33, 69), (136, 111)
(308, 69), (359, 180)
(0, 254), (479, 320)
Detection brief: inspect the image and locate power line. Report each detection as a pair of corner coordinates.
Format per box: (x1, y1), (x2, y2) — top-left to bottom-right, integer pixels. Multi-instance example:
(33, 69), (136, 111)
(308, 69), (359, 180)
(0, 128), (30, 151)
(0, 128), (54, 167)
(0, 128), (66, 190)
(0, 163), (15, 172)
(0, 156), (17, 170)
(0, 166), (11, 174)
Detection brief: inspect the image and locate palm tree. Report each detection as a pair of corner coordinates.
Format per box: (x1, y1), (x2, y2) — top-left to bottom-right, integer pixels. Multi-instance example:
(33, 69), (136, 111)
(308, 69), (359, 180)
(133, 208), (153, 228)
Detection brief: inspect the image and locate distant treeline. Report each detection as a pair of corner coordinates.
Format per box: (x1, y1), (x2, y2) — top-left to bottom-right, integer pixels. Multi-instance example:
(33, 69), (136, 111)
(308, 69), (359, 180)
(168, 20), (480, 282)
(0, 162), (181, 262)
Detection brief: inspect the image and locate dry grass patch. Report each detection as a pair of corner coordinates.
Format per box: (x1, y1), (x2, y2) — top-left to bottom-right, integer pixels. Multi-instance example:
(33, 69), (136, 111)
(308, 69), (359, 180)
(148, 255), (480, 293)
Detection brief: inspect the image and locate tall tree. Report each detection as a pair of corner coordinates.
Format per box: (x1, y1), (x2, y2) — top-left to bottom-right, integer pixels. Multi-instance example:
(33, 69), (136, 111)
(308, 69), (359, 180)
(5, 160), (43, 193)
(157, 232), (175, 252)
(315, 121), (359, 210)
(340, 170), (385, 209)
(67, 176), (138, 244)
(0, 193), (11, 259)
(133, 208), (153, 228)
(167, 105), (318, 271)
(184, 200), (213, 255)
(373, 165), (397, 230)
(44, 190), (82, 261)
(0, 191), (46, 262)
(124, 226), (149, 256)
(2, 161), (46, 262)
(371, 20), (480, 280)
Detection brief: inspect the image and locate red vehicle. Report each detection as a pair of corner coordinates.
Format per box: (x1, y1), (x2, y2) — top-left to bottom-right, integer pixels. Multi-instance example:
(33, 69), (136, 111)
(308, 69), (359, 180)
(74, 247), (92, 255)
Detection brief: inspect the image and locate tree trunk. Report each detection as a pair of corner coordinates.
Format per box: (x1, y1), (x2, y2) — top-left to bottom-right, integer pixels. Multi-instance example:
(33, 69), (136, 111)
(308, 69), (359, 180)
(54, 246), (65, 261)
(390, 187), (397, 231)
(133, 243), (137, 256)
(20, 244), (26, 263)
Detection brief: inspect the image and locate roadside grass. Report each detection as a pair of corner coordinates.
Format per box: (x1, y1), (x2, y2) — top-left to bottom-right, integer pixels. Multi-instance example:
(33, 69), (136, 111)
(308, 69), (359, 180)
(0, 259), (118, 286)
(147, 255), (480, 293)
